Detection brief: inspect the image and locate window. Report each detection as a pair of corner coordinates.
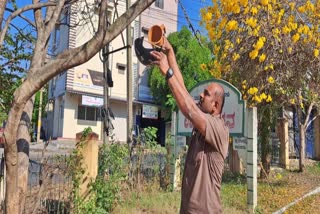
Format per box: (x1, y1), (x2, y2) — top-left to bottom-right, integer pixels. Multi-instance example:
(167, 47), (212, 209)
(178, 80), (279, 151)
(155, 0), (164, 9)
(134, 21), (140, 40)
(142, 27), (149, 36)
(78, 106), (100, 121)
(52, 26), (60, 51)
(117, 63), (126, 74)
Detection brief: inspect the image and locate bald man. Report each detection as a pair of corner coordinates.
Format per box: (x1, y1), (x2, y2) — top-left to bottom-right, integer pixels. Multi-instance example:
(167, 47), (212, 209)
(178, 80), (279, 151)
(151, 37), (229, 214)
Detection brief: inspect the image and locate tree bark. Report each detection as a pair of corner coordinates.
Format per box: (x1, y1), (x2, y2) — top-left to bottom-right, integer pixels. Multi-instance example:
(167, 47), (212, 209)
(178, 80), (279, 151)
(260, 144), (271, 178)
(0, 0), (8, 29)
(2, 1), (156, 213)
(299, 124), (306, 172)
(260, 108), (272, 179)
(17, 96), (34, 213)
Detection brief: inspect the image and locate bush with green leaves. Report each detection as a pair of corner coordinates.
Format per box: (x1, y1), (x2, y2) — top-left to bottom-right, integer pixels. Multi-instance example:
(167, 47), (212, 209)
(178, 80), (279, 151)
(67, 127), (129, 213)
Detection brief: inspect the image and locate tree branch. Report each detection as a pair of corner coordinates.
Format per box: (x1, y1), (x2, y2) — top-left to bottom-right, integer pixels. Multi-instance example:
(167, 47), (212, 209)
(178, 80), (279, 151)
(0, 0), (8, 29)
(303, 102), (314, 128)
(9, 22), (34, 42)
(5, 7), (36, 28)
(0, 1), (56, 47)
(13, 0), (155, 107)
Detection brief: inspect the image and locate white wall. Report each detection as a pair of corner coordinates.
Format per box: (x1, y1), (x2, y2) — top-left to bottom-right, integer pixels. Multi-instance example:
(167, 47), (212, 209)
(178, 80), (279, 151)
(63, 93), (103, 139)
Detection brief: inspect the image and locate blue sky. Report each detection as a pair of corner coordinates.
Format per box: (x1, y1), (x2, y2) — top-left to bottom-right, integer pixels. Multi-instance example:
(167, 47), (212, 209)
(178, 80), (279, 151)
(177, 0), (212, 34)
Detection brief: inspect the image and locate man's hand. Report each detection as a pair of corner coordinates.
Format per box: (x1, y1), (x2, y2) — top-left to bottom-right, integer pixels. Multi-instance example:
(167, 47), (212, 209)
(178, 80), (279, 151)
(161, 37), (173, 55)
(150, 50), (170, 76)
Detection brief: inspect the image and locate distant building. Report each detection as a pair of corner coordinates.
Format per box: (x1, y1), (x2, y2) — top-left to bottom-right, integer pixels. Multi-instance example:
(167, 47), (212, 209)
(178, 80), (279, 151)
(47, 0), (178, 143)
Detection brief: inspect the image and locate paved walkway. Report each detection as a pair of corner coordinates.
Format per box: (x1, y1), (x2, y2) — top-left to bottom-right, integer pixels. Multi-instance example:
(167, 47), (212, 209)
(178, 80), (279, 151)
(273, 187), (320, 214)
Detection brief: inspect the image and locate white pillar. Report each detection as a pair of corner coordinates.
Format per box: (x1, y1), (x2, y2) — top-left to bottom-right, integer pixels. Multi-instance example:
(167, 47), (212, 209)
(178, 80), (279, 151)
(246, 107), (257, 211)
(170, 111), (178, 190)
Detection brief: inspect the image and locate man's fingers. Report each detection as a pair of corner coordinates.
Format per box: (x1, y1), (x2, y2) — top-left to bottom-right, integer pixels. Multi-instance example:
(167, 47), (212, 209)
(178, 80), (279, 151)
(151, 61), (159, 65)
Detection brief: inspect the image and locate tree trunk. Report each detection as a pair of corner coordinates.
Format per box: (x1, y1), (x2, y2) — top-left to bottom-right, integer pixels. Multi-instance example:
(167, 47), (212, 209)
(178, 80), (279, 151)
(260, 108), (272, 179)
(5, 97), (34, 214)
(299, 124), (306, 172)
(17, 96), (34, 213)
(5, 152), (19, 213)
(260, 144), (271, 178)
(1, 1), (156, 212)
(4, 111), (21, 214)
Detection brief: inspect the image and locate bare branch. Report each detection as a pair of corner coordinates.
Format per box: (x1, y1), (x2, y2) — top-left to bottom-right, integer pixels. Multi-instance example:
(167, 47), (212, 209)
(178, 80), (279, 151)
(5, 7), (36, 28)
(306, 112), (319, 129)
(0, 0), (8, 29)
(9, 22), (34, 43)
(0, 1), (56, 47)
(43, 0), (66, 42)
(15, 0), (155, 105)
(33, 0), (44, 38)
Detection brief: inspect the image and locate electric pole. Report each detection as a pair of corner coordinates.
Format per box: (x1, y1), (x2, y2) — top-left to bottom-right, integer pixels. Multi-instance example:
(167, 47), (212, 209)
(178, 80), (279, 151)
(37, 88), (43, 143)
(127, 0), (133, 144)
(102, 44), (109, 144)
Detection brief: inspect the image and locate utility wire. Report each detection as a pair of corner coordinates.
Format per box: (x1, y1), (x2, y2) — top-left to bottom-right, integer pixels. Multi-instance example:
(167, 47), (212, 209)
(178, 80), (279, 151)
(177, 0), (203, 48)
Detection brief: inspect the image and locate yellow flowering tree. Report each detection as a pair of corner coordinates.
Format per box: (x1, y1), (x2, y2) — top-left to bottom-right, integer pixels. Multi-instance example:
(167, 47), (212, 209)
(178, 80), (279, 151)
(201, 0), (320, 172)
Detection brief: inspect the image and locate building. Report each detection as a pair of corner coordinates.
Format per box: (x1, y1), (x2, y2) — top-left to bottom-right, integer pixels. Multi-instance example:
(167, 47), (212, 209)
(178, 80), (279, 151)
(46, 0), (178, 143)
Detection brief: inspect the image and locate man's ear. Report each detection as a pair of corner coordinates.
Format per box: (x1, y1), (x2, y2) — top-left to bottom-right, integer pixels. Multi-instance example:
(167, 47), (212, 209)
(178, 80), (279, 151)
(215, 101), (219, 110)
(212, 100), (218, 113)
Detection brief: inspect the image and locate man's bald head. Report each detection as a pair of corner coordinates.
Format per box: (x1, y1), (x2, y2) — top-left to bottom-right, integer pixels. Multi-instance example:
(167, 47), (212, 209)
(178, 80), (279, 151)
(207, 83), (225, 114)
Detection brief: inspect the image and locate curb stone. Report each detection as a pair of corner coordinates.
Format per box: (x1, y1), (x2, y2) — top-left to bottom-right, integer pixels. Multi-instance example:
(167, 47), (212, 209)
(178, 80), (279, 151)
(272, 187), (320, 214)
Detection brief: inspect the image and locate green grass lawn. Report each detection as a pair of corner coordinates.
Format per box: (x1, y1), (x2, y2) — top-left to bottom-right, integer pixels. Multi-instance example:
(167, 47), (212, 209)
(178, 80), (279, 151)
(113, 162), (320, 214)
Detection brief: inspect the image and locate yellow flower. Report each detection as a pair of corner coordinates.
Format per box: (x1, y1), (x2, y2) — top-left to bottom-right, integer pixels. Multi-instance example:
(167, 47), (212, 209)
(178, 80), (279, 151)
(266, 95), (272, 102)
(302, 25), (309, 34)
(288, 47), (293, 54)
(275, 173), (282, 180)
(253, 37), (266, 50)
(292, 33), (300, 43)
(254, 95), (262, 103)
(246, 17), (257, 28)
(251, 7), (258, 15)
(242, 80), (247, 84)
(259, 54), (266, 62)
(239, 0), (248, 7)
(290, 23), (298, 31)
(260, 0), (269, 6)
(273, 28), (280, 35)
(248, 87), (259, 95)
(260, 93), (267, 100)
(268, 76), (275, 84)
(249, 49), (259, 59)
(200, 63), (207, 70)
(269, 64), (274, 70)
(233, 53), (240, 61)
(236, 38), (241, 44)
(298, 6), (306, 13)
(282, 26), (291, 34)
(204, 12), (212, 21)
(290, 98), (295, 104)
(314, 49), (319, 57)
(289, 2), (295, 11)
(226, 20), (238, 32)
(244, 7), (249, 14)
(300, 103), (304, 109)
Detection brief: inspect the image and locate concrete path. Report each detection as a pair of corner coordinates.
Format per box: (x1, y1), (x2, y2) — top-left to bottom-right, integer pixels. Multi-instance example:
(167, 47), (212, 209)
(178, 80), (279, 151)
(273, 187), (320, 214)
